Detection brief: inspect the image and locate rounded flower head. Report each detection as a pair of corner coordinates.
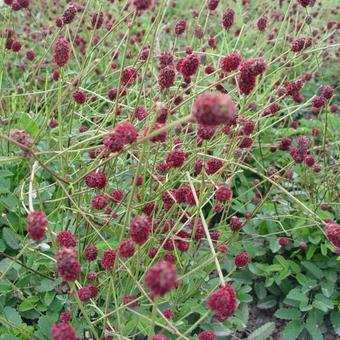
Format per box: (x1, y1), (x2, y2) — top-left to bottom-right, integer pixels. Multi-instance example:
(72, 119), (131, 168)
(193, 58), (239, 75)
(257, 16), (268, 31)
(10, 129), (33, 148)
(56, 247), (81, 282)
(215, 186), (232, 202)
(192, 92), (237, 126)
(326, 223), (340, 248)
(208, 284), (237, 321)
(62, 4), (77, 24)
(101, 249), (117, 270)
(84, 244), (98, 262)
(199, 331), (216, 340)
(234, 251), (250, 268)
(51, 322), (76, 340)
(130, 215), (151, 245)
(220, 52), (242, 73)
(104, 122), (138, 153)
(53, 38), (70, 67)
(152, 335), (168, 340)
(56, 231), (77, 248)
(145, 260), (177, 296)
(91, 194), (109, 210)
(297, 0), (311, 7)
(166, 148), (187, 168)
(27, 211), (48, 241)
(84, 171), (107, 189)
(121, 67), (137, 86)
(119, 240), (135, 258)
(78, 285), (97, 301)
(207, 0), (219, 11)
(279, 237), (289, 247)
(73, 90), (87, 105)
(158, 66), (176, 90)
(59, 311), (71, 323)
(222, 8), (235, 30)
(177, 54), (200, 78)
(132, 0), (153, 10)
(175, 19), (187, 35)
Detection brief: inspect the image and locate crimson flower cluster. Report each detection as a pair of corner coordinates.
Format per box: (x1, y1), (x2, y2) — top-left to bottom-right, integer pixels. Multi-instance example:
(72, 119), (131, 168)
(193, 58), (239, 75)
(208, 284), (237, 321)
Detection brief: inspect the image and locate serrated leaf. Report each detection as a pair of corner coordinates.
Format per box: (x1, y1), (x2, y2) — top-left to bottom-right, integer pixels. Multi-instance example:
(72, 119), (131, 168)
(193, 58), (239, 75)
(286, 288), (308, 303)
(283, 320), (304, 340)
(2, 228), (20, 250)
(305, 320), (324, 340)
(301, 261), (323, 279)
(4, 306), (22, 326)
(35, 278), (58, 292)
(257, 296), (277, 309)
(247, 322), (275, 340)
(274, 308), (301, 320)
(330, 311), (340, 335)
(18, 296), (39, 312)
(254, 282), (267, 300)
(320, 281), (334, 298)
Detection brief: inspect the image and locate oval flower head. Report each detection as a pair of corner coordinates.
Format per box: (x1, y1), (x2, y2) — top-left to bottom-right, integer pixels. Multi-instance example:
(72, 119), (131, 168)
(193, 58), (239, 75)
(192, 92), (237, 126)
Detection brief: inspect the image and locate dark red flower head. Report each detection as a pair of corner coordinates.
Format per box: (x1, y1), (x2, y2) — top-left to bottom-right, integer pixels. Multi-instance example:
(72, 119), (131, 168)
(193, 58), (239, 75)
(199, 331), (216, 340)
(222, 8), (235, 29)
(101, 249), (117, 270)
(84, 244), (98, 262)
(220, 52), (242, 73)
(326, 223), (340, 248)
(27, 211), (48, 241)
(132, 0), (153, 10)
(56, 231), (77, 248)
(192, 92), (237, 126)
(53, 38), (70, 67)
(207, 0), (219, 11)
(51, 322), (76, 340)
(234, 251), (250, 268)
(145, 260), (177, 296)
(62, 4), (77, 24)
(130, 215), (151, 245)
(175, 19), (187, 35)
(85, 171), (107, 189)
(56, 247), (81, 282)
(208, 284), (237, 321)
(119, 240), (135, 258)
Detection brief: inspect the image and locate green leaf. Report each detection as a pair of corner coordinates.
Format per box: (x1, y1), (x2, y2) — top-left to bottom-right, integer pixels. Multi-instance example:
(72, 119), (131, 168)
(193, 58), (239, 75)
(35, 278), (58, 292)
(18, 296), (39, 312)
(254, 282), (267, 300)
(301, 261), (323, 279)
(18, 112), (40, 137)
(306, 244), (317, 260)
(269, 238), (280, 253)
(2, 228), (20, 250)
(4, 306), (22, 326)
(286, 288), (308, 303)
(257, 296), (277, 309)
(330, 311), (340, 335)
(0, 335), (20, 340)
(247, 322), (275, 340)
(312, 294), (333, 312)
(275, 255), (289, 269)
(274, 308), (301, 320)
(305, 320), (324, 340)
(320, 281), (334, 298)
(283, 320), (304, 340)
(320, 242), (327, 256)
